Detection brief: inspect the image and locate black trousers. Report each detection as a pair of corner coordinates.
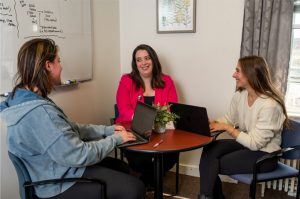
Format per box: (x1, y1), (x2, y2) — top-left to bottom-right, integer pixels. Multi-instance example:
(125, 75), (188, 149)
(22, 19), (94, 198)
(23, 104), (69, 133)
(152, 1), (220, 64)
(199, 139), (278, 198)
(124, 150), (179, 186)
(48, 157), (145, 199)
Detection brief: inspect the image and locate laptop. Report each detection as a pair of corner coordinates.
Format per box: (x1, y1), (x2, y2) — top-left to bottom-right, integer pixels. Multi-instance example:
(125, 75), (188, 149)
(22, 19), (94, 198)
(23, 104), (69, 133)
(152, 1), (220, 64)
(170, 102), (223, 137)
(118, 101), (157, 147)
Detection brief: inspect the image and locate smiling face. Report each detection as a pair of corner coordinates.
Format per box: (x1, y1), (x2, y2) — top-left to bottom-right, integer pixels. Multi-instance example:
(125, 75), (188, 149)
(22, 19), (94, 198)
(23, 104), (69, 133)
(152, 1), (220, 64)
(135, 49), (153, 78)
(232, 62), (249, 89)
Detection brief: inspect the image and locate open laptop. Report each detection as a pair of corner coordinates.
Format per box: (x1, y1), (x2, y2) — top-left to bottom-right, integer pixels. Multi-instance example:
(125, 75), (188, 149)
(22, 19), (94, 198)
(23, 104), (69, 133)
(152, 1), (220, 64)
(170, 102), (223, 137)
(118, 101), (157, 147)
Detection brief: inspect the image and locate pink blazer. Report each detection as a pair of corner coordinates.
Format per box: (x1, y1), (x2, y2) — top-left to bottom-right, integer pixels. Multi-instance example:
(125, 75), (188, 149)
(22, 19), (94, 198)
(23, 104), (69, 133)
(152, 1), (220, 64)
(116, 74), (178, 123)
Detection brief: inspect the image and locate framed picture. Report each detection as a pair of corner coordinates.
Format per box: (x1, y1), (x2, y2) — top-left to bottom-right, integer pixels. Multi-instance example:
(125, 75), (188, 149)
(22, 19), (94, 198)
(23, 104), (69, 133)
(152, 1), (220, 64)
(157, 0), (196, 33)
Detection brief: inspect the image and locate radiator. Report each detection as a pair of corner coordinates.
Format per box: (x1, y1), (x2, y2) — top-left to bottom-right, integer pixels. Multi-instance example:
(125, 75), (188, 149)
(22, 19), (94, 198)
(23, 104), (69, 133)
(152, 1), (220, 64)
(261, 159), (299, 197)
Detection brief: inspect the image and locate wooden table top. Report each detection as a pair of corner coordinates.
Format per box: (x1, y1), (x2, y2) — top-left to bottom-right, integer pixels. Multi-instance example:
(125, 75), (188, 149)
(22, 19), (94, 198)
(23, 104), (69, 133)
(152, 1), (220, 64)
(118, 122), (214, 154)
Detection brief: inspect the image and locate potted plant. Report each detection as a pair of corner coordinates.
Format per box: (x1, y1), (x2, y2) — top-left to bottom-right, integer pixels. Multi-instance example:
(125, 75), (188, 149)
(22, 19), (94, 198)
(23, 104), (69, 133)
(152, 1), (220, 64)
(153, 103), (179, 133)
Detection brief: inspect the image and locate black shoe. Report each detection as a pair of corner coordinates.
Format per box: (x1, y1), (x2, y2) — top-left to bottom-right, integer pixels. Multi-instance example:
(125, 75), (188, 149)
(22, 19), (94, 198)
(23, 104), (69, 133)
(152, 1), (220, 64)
(140, 173), (154, 187)
(145, 184), (155, 193)
(213, 190), (226, 199)
(198, 193), (213, 199)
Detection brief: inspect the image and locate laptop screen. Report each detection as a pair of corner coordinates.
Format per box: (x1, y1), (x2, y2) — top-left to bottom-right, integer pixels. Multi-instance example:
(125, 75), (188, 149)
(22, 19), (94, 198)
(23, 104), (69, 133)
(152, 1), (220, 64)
(131, 102), (157, 139)
(170, 102), (211, 136)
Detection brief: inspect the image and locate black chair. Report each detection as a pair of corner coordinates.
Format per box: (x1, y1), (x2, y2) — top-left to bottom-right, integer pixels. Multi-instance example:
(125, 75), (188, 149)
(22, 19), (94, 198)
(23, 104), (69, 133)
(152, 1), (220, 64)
(109, 104), (120, 127)
(230, 120), (300, 199)
(8, 152), (107, 199)
(111, 104), (180, 194)
(110, 104), (125, 160)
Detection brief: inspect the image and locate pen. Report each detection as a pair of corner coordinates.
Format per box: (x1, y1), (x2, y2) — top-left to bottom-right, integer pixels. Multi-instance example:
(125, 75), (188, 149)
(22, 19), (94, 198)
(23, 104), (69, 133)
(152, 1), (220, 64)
(153, 139), (164, 148)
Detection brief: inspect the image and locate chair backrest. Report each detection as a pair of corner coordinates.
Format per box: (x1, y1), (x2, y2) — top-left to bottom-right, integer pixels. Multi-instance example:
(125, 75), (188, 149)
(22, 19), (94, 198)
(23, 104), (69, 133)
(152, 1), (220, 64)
(8, 152), (34, 199)
(281, 120), (300, 159)
(114, 104), (119, 119)
(110, 104), (119, 125)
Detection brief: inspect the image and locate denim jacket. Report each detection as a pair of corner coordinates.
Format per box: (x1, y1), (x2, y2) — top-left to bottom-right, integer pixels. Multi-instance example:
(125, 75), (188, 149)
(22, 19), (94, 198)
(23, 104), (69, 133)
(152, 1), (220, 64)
(0, 89), (123, 198)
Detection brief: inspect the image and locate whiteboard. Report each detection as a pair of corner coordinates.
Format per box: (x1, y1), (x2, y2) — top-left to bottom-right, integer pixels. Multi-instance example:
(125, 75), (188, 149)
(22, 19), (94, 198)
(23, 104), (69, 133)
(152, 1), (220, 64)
(0, 0), (92, 93)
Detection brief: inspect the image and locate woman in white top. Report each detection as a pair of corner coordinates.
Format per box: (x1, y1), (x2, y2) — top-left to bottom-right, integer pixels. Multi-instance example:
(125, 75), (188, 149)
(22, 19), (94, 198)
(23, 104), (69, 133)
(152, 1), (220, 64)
(198, 56), (289, 199)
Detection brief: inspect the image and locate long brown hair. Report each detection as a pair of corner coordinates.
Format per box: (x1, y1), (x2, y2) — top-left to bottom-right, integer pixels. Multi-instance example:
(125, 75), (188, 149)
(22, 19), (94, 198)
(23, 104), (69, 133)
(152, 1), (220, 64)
(12, 38), (58, 98)
(130, 44), (165, 91)
(238, 56), (289, 127)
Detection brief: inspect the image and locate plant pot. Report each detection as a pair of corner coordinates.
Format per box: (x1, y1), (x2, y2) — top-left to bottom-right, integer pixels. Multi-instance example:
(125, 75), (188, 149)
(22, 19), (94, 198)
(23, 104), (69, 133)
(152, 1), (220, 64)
(154, 123), (166, 133)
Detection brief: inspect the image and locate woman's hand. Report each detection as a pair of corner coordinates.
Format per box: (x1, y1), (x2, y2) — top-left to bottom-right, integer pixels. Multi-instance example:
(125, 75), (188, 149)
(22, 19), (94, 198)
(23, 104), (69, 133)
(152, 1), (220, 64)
(116, 129), (136, 143)
(209, 122), (239, 138)
(209, 122), (228, 132)
(114, 125), (126, 132)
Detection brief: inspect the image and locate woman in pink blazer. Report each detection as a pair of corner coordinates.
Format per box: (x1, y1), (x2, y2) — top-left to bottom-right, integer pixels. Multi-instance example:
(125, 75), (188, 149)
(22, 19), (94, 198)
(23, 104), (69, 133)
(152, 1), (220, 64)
(116, 74), (178, 123)
(116, 44), (179, 188)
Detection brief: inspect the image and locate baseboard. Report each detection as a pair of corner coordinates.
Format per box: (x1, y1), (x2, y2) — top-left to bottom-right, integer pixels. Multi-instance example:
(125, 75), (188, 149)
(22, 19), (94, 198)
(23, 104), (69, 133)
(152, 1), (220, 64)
(171, 163), (199, 177)
(170, 163), (237, 184)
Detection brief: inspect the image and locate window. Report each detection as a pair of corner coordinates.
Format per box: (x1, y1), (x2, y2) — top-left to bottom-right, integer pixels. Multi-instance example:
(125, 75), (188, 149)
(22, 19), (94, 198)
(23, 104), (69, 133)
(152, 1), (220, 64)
(285, 2), (300, 117)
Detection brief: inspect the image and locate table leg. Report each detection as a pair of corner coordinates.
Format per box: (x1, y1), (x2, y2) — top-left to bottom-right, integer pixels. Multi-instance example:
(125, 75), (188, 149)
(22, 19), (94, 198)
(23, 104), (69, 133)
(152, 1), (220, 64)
(154, 153), (163, 199)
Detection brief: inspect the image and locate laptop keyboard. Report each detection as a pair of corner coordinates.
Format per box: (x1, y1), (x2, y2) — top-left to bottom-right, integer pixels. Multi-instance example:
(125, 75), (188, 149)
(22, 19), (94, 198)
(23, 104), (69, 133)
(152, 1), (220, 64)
(117, 129), (148, 147)
(133, 132), (145, 142)
(122, 133), (144, 145)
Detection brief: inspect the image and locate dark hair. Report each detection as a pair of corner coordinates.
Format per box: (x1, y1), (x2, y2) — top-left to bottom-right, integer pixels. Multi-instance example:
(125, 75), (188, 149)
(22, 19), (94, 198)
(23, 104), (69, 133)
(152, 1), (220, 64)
(130, 44), (165, 91)
(12, 38), (58, 98)
(238, 55), (289, 127)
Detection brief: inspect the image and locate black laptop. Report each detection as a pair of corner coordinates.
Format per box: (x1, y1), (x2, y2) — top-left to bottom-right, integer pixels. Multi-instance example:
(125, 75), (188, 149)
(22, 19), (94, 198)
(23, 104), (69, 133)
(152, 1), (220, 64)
(118, 102), (157, 147)
(170, 102), (223, 137)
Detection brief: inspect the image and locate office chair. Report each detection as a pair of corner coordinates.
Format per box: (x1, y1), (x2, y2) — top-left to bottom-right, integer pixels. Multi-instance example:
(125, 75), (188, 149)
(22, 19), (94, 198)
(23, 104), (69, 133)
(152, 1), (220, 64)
(230, 120), (300, 199)
(111, 104), (180, 194)
(8, 152), (107, 199)
(110, 104), (125, 160)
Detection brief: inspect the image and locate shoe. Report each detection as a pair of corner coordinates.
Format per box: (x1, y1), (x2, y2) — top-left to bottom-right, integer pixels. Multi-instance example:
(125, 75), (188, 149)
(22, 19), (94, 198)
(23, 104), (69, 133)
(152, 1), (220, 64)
(140, 173), (154, 188)
(145, 184), (154, 193)
(198, 193), (213, 199)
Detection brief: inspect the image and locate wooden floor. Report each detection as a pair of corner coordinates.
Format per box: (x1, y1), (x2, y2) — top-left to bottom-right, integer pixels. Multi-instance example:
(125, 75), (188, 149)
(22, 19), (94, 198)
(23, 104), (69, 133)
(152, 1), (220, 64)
(145, 172), (296, 199)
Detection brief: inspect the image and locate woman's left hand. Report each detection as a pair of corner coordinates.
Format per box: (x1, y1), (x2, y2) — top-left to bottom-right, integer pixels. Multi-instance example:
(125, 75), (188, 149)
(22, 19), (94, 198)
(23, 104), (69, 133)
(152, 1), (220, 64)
(114, 125), (126, 132)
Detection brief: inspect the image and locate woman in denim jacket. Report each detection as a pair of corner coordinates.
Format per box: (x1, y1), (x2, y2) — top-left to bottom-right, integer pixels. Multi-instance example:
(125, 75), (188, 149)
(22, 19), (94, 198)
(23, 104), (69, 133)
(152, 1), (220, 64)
(0, 38), (144, 199)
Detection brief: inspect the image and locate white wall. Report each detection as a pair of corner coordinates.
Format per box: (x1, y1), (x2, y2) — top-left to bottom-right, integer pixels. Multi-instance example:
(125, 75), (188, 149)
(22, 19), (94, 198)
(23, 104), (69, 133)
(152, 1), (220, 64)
(0, 1), (120, 198)
(119, 0), (244, 176)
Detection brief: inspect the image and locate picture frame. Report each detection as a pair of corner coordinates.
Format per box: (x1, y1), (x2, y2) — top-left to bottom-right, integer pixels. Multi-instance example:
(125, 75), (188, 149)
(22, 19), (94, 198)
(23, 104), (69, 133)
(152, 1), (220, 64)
(157, 0), (196, 33)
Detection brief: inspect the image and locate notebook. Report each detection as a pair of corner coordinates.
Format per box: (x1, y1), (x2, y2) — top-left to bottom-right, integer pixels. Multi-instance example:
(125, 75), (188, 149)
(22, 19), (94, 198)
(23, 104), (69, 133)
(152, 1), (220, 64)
(118, 101), (157, 147)
(170, 102), (223, 137)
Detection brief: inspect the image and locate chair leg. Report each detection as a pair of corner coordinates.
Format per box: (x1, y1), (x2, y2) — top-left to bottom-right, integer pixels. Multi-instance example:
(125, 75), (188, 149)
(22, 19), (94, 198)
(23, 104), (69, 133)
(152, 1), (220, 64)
(296, 173), (300, 199)
(114, 148), (118, 159)
(250, 183), (256, 199)
(114, 148), (124, 161)
(120, 149), (124, 161)
(175, 154), (179, 195)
